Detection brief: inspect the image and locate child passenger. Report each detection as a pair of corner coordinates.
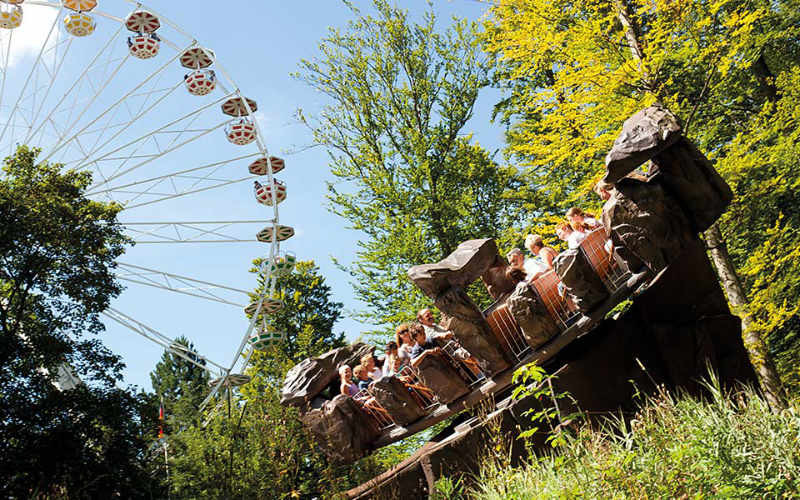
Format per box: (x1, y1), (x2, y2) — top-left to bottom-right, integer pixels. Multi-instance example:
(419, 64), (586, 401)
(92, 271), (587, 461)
(339, 365), (359, 397)
(360, 353), (383, 381)
(354, 365), (371, 391)
(383, 341), (404, 377)
(556, 222), (586, 249)
(410, 324), (441, 368)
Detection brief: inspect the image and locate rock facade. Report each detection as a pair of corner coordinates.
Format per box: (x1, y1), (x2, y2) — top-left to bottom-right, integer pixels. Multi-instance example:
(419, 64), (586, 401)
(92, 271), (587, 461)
(414, 353), (470, 405)
(281, 342), (373, 407)
(506, 281), (560, 349)
(369, 376), (427, 427)
(301, 394), (379, 464)
(553, 249), (609, 313)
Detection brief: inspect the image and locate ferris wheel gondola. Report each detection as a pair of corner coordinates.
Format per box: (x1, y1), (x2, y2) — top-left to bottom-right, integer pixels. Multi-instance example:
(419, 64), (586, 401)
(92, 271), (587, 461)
(0, 2), (22, 30)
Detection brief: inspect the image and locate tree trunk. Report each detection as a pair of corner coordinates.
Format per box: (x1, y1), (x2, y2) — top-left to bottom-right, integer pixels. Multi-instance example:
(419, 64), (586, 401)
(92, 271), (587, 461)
(704, 223), (786, 409)
(614, 0), (652, 92)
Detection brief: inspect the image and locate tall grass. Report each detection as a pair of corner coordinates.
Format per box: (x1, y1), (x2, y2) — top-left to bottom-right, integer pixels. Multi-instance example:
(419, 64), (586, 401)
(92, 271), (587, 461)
(458, 379), (800, 499)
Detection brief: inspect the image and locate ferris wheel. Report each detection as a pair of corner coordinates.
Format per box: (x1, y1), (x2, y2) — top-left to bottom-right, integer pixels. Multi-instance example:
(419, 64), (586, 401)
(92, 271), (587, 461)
(0, 0), (294, 409)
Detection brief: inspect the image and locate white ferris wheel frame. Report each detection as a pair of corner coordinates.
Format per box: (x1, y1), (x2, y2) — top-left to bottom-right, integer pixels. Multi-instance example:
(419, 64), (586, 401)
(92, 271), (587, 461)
(0, 0), (292, 412)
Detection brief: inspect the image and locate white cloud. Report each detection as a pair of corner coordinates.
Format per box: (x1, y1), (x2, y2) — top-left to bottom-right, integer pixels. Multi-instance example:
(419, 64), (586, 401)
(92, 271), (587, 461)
(2, 4), (60, 68)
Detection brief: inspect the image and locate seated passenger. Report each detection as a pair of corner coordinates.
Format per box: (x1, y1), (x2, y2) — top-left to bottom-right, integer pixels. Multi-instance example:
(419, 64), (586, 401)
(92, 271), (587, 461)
(594, 180), (612, 201)
(360, 353), (383, 381)
(354, 365), (371, 391)
(506, 248), (526, 273)
(416, 308), (454, 343)
(417, 309), (480, 375)
(556, 222), (586, 249)
(409, 324), (442, 367)
(525, 234), (558, 274)
(383, 341), (404, 376)
(394, 323), (414, 365)
(566, 207), (601, 232)
(339, 364), (359, 397)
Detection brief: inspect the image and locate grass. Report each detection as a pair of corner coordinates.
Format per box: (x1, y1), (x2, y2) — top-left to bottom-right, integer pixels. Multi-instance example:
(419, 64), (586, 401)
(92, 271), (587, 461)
(440, 378), (800, 499)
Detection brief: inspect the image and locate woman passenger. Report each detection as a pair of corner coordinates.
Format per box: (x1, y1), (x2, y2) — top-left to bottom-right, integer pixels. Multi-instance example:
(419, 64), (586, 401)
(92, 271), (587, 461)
(394, 323), (414, 365)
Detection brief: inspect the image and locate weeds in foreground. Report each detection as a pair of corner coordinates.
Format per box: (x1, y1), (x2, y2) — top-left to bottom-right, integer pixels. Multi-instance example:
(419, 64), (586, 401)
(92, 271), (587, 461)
(439, 376), (800, 499)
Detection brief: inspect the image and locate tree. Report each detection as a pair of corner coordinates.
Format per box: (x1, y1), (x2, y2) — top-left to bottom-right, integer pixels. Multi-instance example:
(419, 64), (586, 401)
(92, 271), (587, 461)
(297, 0), (529, 331)
(249, 260), (346, 364)
(715, 67), (800, 394)
(150, 336), (210, 431)
(0, 146), (156, 496)
(483, 0), (800, 406)
(167, 259), (381, 498)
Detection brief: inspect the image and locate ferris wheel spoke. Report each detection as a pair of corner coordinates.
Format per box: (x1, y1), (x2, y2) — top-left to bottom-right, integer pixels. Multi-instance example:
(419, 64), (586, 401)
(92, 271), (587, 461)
(43, 41), (195, 163)
(200, 302), (262, 411)
(51, 53), (132, 155)
(103, 307), (226, 374)
(116, 261), (250, 307)
(22, 38), (75, 145)
(122, 220), (269, 243)
(93, 119), (231, 190)
(0, 5), (63, 146)
(78, 90), (232, 176)
(76, 81), (181, 162)
(86, 152), (258, 206)
(24, 22), (126, 151)
(122, 173), (255, 210)
(0, 30), (12, 116)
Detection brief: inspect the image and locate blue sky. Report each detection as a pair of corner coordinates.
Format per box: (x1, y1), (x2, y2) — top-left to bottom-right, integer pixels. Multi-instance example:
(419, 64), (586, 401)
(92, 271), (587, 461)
(3, 0), (507, 391)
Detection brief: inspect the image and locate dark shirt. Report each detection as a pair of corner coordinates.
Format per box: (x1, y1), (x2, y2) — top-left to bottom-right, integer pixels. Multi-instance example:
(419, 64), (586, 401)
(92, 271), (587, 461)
(357, 379), (371, 391)
(410, 341), (436, 359)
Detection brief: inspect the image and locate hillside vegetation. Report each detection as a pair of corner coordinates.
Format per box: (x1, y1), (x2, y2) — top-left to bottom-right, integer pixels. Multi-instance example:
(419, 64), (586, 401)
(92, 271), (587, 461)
(437, 381), (800, 499)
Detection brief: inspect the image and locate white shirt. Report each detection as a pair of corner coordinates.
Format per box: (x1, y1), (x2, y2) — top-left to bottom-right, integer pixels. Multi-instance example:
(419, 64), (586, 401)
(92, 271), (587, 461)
(369, 366), (382, 380)
(567, 231), (586, 249)
(423, 323), (451, 343)
(523, 257), (545, 276)
(397, 344), (413, 363)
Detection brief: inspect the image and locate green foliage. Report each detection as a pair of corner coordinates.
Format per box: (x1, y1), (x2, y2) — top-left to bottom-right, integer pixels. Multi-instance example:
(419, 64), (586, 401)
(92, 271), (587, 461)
(511, 363), (578, 448)
(0, 146), (155, 497)
(432, 476), (466, 500)
(150, 336), (210, 431)
(715, 67), (800, 393)
(249, 259), (346, 363)
(483, 0), (800, 392)
(167, 259), (381, 498)
(468, 380), (800, 499)
(297, 0), (529, 334)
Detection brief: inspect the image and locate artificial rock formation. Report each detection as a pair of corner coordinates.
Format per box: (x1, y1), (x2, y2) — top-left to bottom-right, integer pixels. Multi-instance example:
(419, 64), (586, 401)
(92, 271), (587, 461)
(604, 103), (682, 179)
(301, 394), (379, 464)
(369, 376), (427, 427)
(480, 254), (525, 300)
(286, 104), (748, 477)
(281, 342), (373, 406)
(603, 104), (732, 249)
(409, 240), (511, 376)
(506, 281), (560, 349)
(436, 288), (510, 375)
(553, 249), (608, 313)
(601, 178), (692, 277)
(414, 353), (470, 405)
(408, 239), (500, 298)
